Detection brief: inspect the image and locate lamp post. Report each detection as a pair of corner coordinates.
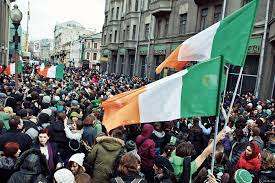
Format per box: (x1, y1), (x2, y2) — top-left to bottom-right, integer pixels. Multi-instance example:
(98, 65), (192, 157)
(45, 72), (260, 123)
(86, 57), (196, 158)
(10, 4), (22, 91)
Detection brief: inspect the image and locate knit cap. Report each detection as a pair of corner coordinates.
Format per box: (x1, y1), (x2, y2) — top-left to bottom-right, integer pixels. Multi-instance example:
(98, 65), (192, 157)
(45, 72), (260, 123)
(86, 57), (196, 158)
(54, 168), (75, 183)
(42, 95), (51, 104)
(125, 140), (136, 152)
(69, 153), (85, 167)
(154, 155), (174, 173)
(234, 169), (252, 183)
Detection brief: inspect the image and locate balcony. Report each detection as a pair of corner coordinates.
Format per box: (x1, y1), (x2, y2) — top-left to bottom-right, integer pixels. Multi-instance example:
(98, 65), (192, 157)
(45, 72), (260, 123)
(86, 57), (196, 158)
(123, 40), (136, 49)
(107, 43), (119, 51)
(150, 0), (172, 16)
(194, 0), (221, 5)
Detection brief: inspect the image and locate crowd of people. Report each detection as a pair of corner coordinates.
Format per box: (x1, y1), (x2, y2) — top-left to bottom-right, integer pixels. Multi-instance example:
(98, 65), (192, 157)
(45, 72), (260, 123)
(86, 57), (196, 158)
(0, 64), (274, 183)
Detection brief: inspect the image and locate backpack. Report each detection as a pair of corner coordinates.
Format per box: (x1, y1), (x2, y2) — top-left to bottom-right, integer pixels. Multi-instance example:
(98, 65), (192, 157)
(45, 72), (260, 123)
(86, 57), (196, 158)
(179, 156), (191, 183)
(114, 177), (142, 183)
(111, 147), (126, 178)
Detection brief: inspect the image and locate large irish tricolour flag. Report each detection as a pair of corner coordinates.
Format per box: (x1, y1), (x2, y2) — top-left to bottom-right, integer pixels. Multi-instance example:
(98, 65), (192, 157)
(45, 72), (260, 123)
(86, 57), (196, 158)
(156, 0), (258, 74)
(38, 63), (64, 79)
(102, 57), (224, 132)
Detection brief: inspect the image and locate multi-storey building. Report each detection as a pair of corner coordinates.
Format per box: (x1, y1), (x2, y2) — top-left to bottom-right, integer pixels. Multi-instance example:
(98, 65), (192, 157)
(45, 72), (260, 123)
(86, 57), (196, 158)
(101, 0), (275, 99)
(0, 0), (15, 65)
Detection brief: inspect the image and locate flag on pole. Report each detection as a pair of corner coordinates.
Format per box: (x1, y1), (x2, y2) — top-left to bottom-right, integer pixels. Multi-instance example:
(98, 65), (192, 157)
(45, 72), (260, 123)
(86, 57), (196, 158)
(4, 61), (23, 75)
(38, 64), (64, 79)
(102, 57), (224, 132)
(156, 0), (258, 74)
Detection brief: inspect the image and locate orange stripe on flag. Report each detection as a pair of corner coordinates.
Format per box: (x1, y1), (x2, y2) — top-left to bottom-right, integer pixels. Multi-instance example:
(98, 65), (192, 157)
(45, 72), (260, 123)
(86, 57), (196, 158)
(155, 46), (189, 74)
(39, 66), (50, 77)
(102, 87), (146, 132)
(4, 65), (11, 75)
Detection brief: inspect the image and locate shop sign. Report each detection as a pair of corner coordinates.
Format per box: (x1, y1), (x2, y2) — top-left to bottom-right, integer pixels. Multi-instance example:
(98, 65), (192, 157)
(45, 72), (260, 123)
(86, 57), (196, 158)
(247, 37), (262, 55)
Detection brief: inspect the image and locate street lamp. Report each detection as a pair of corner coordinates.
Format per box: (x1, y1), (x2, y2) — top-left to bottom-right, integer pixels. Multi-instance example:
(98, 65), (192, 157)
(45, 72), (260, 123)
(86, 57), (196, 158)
(10, 4), (23, 91)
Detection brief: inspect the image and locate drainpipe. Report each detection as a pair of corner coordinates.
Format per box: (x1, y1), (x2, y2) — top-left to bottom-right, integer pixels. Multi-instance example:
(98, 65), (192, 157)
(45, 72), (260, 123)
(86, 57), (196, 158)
(134, 0), (144, 76)
(146, 14), (152, 79)
(255, 0), (270, 98)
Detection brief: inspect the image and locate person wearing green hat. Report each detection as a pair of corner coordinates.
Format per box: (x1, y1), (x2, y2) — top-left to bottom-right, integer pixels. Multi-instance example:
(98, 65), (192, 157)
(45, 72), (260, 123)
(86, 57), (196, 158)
(234, 169), (253, 183)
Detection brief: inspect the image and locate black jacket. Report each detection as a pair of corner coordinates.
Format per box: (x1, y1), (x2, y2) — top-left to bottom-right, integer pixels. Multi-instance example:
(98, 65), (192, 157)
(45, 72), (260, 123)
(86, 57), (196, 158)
(110, 172), (147, 183)
(0, 129), (32, 152)
(8, 149), (49, 183)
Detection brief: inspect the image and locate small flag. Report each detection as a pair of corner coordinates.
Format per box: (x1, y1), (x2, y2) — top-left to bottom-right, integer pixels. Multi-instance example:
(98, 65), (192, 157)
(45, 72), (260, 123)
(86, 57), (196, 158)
(4, 61), (22, 75)
(38, 64), (64, 79)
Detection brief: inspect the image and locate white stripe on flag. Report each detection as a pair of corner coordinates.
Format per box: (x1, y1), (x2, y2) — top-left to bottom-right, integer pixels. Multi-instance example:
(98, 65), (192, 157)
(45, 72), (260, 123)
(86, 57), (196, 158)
(178, 22), (221, 61)
(47, 66), (56, 78)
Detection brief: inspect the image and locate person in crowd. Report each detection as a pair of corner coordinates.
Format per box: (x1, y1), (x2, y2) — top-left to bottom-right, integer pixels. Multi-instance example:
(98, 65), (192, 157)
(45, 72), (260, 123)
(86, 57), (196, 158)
(33, 128), (62, 173)
(0, 142), (21, 183)
(8, 149), (49, 183)
(250, 126), (264, 150)
(86, 128), (124, 183)
(0, 106), (10, 130)
(47, 112), (68, 161)
(259, 149), (275, 181)
(54, 168), (75, 183)
(68, 153), (86, 176)
(153, 155), (176, 183)
(136, 124), (156, 182)
(152, 123), (165, 156)
(0, 116), (32, 152)
(236, 142), (261, 177)
(111, 153), (146, 183)
(75, 173), (92, 183)
(64, 116), (83, 142)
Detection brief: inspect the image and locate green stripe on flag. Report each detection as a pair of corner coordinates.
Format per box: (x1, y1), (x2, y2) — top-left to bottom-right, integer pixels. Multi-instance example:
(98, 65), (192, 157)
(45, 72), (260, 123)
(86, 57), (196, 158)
(211, 0), (259, 66)
(18, 60), (22, 74)
(180, 57), (224, 118)
(55, 64), (64, 79)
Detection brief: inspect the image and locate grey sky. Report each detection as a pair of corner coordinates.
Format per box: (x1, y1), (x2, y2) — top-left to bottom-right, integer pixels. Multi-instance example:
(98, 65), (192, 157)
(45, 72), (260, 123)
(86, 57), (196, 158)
(12, 0), (105, 40)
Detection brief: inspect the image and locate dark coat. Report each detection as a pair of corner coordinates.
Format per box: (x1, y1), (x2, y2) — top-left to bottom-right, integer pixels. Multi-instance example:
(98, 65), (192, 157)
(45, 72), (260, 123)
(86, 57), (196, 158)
(0, 129), (32, 152)
(229, 138), (249, 166)
(136, 124), (156, 169)
(8, 149), (49, 183)
(0, 157), (16, 183)
(110, 172), (147, 183)
(47, 121), (68, 160)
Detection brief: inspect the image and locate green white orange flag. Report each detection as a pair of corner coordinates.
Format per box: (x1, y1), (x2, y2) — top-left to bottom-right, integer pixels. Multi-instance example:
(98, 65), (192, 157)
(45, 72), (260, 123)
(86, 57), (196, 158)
(4, 61), (23, 75)
(102, 57), (224, 132)
(156, 0), (258, 74)
(38, 64), (64, 79)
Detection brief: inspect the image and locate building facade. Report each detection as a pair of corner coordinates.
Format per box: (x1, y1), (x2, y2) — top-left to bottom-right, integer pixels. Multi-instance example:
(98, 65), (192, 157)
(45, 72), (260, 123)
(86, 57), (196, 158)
(101, 0), (275, 99)
(0, 0), (15, 65)
(51, 21), (95, 65)
(81, 32), (102, 69)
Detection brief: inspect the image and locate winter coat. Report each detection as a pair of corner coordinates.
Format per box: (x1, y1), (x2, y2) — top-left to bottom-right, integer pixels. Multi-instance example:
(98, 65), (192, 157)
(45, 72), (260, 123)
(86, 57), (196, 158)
(229, 138), (249, 166)
(152, 130), (165, 155)
(260, 169), (275, 182)
(0, 129), (32, 152)
(0, 111), (9, 130)
(252, 136), (264, 150)
(0, 157), (16, 183)
(136, 124), (155, 169)
(8, 149), (49, 183)
(110, 172), (147, 183)
(82, 125), (97, 146)
(236, 143), (261, 171)
(86, 136), (125, 183)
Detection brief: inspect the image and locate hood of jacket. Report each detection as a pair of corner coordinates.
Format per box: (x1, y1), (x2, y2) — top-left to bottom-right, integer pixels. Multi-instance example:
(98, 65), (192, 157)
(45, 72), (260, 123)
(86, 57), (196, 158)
(153, 130), (165, 138)
(14, 148), (49, 175)
(96, 136), (124, 151)
(0, 157), (16, 170)
(136, 124), (154, 145)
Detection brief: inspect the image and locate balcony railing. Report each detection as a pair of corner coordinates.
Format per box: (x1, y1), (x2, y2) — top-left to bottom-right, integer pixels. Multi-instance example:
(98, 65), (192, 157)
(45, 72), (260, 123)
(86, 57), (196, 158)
(150, 0), (172, 16)
(194, 0), (221, 5)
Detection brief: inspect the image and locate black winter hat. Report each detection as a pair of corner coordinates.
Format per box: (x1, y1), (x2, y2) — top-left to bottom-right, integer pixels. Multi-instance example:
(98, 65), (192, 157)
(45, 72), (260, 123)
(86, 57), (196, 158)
(154, 156), (174, 173)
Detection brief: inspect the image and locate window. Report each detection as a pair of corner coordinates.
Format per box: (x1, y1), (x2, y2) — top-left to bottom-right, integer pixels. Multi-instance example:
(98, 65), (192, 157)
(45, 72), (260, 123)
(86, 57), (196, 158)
(179, 14), (187, 34)
(94, 43), (97, 49)
(123, 29), (126, 40)
(128, 0), (132, 12)
(86, 52), (90, 60)
(111, 8), (114, 20)
(243, 0), (252, 5)
(120, 55), (124, 74)
(164, 18), (169, 37)
(200, 8), (208, 31)
(104, 35), (107, 44)
(114, 30), (118, 43)
(144, 24), (150, 40)
(135, 0), (139, 11)
(116, 7), (119, 20)
(213, 5), (222, 23)
(105, 15), (108, 24)
(140, 55), (146, 78)
(156, 19), (162, 38)
(127, 25), (130, 40)
(109, 31), (112, 43)
(132, 25), (136, 40)
(93, 53), (97, 60)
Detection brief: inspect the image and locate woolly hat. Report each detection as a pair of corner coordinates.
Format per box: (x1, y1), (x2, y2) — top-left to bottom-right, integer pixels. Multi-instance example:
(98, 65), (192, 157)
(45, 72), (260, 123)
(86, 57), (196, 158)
(70, 112), (79, 118)
(247, 103), (253, 108)
(154, 155), (174, 173)
(71, 100), (79, 107)
(38, 113), (50, 124)
(234, 169), (252, 183)
(41, 108), (52, 117)
(69, 153), (85, 167)
(256, 105), (262, 111)
(25, 128), (39, 140)
(54, 168), (75, 183)
(125, 140), (136, 152)
(42, 96), (51, 104)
